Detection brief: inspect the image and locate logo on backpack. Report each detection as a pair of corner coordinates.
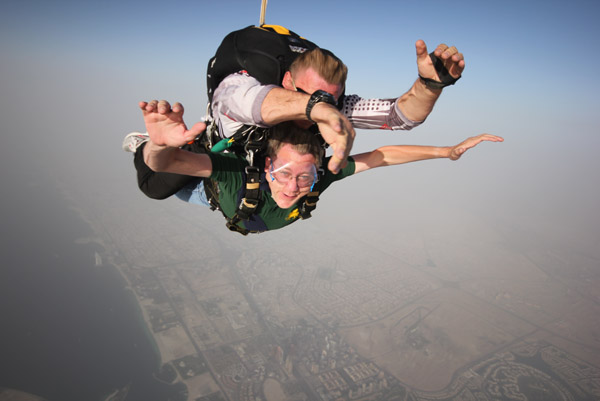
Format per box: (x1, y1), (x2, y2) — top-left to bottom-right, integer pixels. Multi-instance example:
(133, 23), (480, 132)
(289, 45), (309, 53)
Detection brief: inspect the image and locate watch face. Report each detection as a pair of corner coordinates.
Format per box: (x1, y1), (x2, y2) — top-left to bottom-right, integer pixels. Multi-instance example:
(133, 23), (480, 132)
(313, 90), (336, 105)
(307, 90), (337, 122)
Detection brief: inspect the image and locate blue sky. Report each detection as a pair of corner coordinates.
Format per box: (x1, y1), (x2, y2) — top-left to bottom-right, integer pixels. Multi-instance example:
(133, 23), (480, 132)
(1, 0), (599, 251)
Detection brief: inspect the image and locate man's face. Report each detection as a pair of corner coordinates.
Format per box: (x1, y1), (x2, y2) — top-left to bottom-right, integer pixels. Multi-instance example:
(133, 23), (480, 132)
(283, 67), (344, 100)
(282, 68), (344, 129)
(265, 143), (318, 209)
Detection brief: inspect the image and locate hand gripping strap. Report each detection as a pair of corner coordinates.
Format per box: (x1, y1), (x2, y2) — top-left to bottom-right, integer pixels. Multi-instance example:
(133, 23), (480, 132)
(419, 52), (461, 90)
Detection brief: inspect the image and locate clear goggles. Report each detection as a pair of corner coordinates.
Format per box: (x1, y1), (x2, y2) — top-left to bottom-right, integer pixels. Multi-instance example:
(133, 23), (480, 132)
(269, 160), (318, 191)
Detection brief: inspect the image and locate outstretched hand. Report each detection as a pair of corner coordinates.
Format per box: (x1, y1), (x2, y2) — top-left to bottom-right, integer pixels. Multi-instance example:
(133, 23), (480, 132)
(415, 40), (465, 83)
(449, 134), (504, 161)
(139, 100), (205, 148)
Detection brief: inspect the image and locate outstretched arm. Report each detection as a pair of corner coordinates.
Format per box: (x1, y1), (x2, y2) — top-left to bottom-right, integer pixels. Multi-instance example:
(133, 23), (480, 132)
(396, 41), (465, 122)
(352, 134), (503, 174)
(140, 100), (212, 177)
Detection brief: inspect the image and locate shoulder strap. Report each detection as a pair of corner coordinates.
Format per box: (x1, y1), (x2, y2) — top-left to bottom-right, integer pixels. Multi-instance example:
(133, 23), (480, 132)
(297, 167), (324, 219)
(224, 166), (262, 235)
(185, 129), (264, 236)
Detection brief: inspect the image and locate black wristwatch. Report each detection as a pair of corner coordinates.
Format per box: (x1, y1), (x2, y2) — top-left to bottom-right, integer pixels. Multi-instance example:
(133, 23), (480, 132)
(306, 90), (337, 122)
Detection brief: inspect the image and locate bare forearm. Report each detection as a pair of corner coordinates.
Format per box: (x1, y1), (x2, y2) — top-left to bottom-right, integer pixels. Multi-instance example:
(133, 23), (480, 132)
(375, 144), (449, 166)
(396, 78), (442, 122)
(353, 144), (450, 173)
(261, 87), (310, 124)
(143, 141), (212, 177)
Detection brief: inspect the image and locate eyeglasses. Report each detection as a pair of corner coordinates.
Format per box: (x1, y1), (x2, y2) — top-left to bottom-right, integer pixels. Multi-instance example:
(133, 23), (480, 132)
(269, 161), (317, 190)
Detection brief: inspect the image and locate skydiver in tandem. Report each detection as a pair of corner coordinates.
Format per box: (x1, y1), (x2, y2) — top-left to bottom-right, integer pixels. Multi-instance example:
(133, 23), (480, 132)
(123, 25), (485, 234)
(135, 100), (503, 235)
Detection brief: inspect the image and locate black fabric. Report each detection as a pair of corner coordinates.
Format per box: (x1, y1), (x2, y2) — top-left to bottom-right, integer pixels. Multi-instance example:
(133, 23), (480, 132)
(298, 191), (320, 219)
(206, 25), (319, 103)
(418, 52), (461, 90)
(202, 177), (220, 211)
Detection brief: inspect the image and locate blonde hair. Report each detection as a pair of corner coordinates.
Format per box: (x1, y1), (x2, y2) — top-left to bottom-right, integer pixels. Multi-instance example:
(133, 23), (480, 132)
(289, 48), (348, 88)
(267, 122), (323, 167)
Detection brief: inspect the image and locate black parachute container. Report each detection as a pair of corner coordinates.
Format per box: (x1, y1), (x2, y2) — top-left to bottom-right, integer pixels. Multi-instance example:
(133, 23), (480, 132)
(206, 24), (319, 104)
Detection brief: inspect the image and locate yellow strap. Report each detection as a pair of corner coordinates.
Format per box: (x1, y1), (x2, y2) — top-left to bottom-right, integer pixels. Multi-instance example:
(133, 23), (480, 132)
(242, 198), (258, 208)
(246, 182), (260, 190)
(260, 24), (291, 35)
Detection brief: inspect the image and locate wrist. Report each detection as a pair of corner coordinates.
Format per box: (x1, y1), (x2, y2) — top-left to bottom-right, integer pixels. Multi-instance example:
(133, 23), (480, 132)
(441, 146), (453, 159)
(306, 90), (337, 122)
(146, 140), (176, 152)
(416, 77), (443, 95)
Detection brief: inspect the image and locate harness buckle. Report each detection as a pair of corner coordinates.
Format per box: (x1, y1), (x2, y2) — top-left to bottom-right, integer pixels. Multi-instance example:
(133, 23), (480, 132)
(244, 128), (268, 166)
(236, 198), (259, 221)
(244, 165), (261, 179)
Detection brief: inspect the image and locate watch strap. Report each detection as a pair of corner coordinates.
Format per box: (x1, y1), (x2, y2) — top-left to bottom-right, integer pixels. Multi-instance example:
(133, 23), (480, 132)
(306, 90), (337, 122)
